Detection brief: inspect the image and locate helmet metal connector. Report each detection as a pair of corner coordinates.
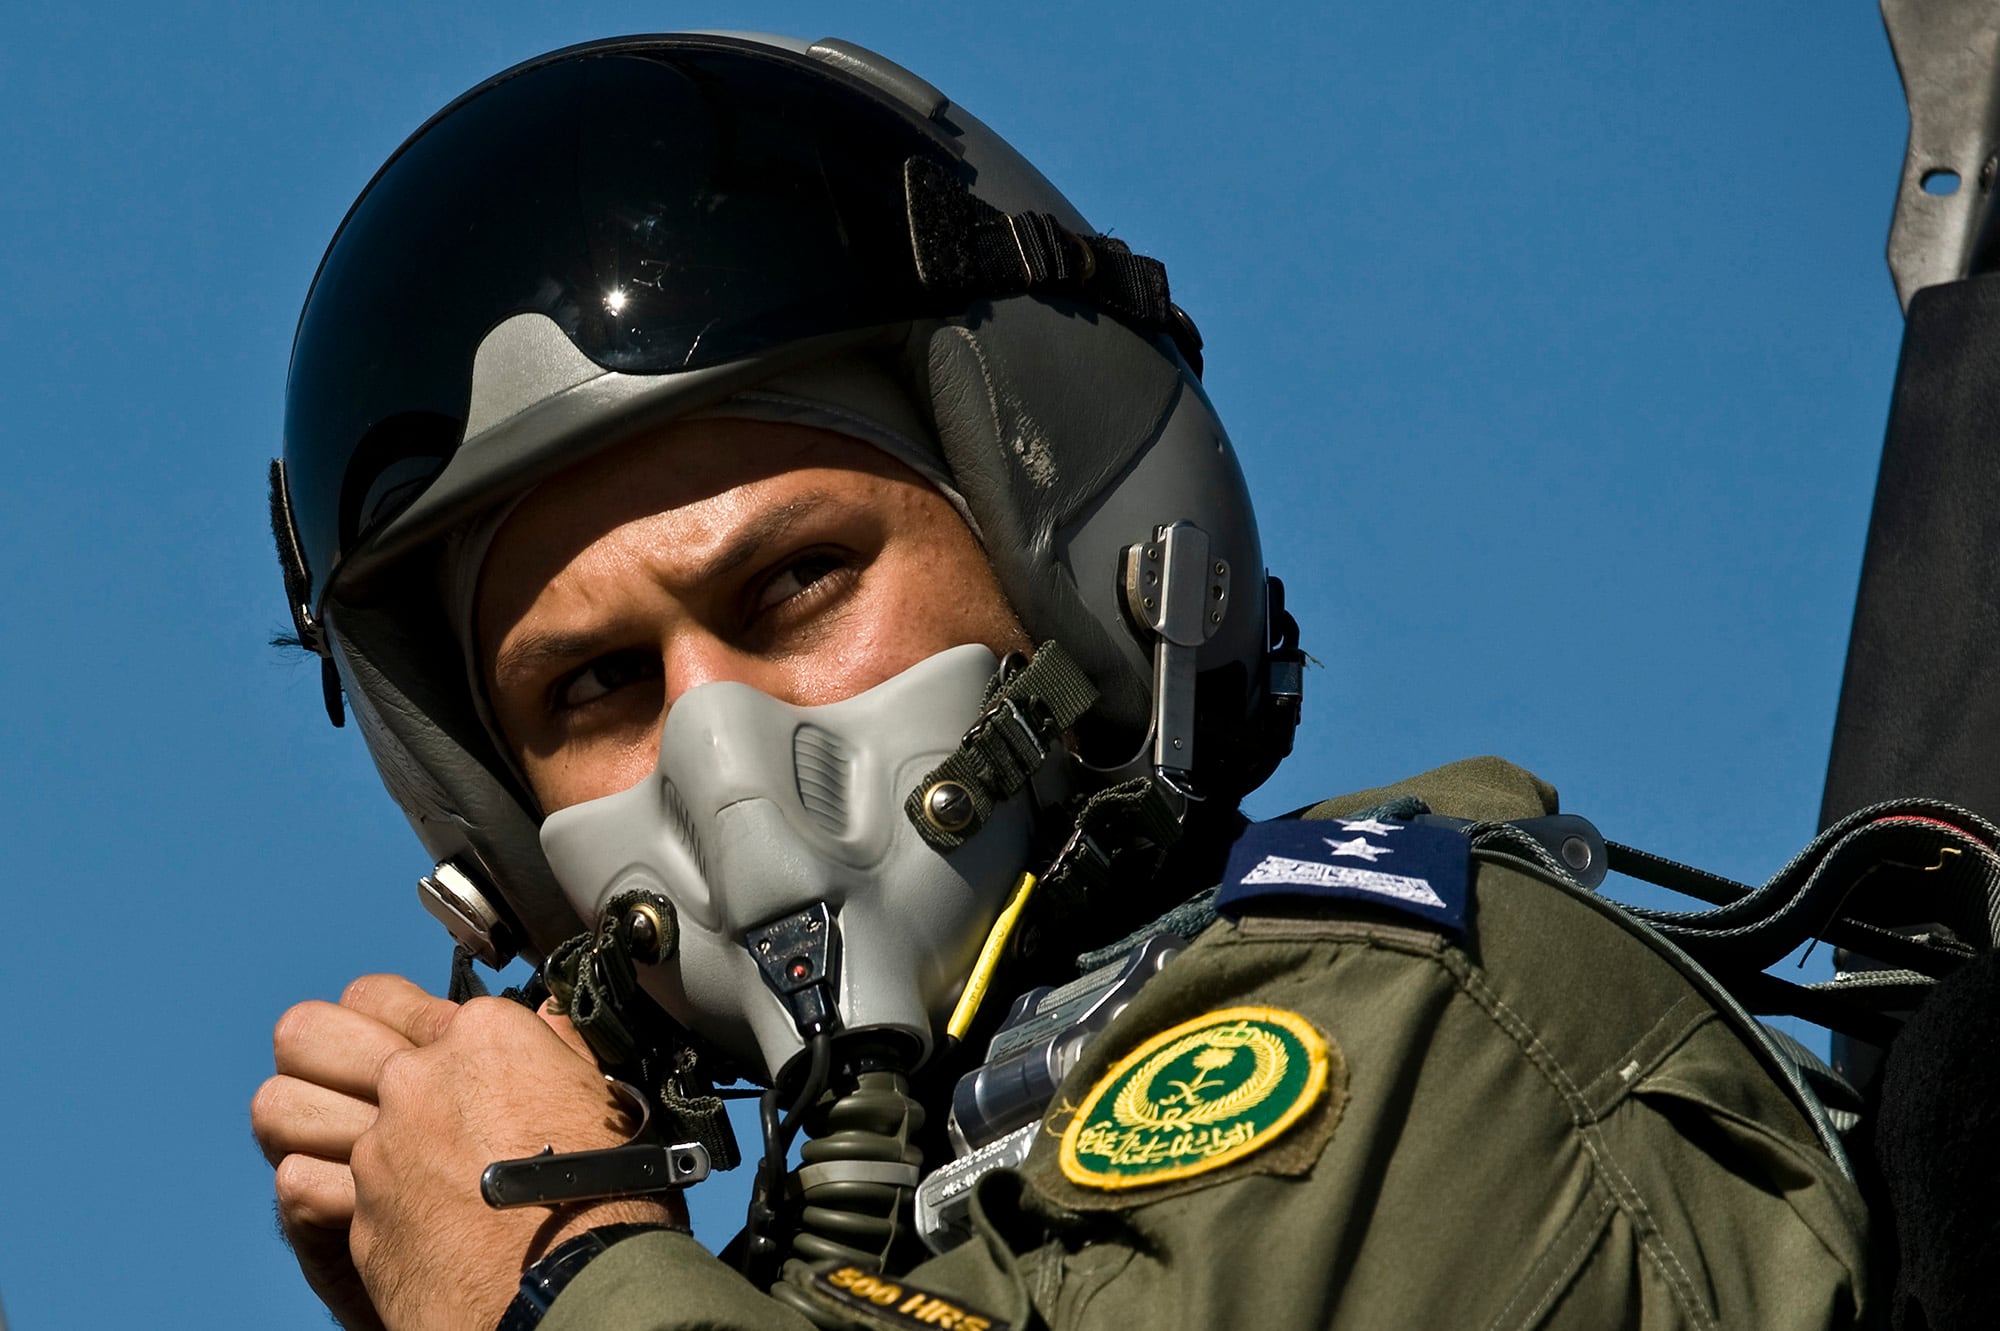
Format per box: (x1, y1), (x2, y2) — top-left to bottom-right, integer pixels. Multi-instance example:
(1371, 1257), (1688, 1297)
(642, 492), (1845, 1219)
(417, 860), (516, 968)
(1121, 521), (1229, 799)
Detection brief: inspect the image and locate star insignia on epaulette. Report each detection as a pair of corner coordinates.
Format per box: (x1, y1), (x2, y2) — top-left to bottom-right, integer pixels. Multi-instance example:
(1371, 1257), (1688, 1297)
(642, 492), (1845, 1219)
(1323, 836), (1392, 862)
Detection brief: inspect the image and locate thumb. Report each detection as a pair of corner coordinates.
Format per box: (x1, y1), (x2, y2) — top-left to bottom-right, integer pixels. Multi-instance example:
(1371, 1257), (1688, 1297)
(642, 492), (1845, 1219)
(537, 1000), (600, 1066)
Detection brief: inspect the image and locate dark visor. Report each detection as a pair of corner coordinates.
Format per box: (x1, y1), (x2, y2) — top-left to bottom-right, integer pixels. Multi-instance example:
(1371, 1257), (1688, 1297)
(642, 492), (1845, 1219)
(282, 37), (960, 608)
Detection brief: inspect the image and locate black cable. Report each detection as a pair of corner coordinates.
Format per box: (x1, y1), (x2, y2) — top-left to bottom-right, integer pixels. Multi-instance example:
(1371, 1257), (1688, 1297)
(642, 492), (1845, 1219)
(765, 1055), (927, 1329)
(738, 1032), (831, 1285)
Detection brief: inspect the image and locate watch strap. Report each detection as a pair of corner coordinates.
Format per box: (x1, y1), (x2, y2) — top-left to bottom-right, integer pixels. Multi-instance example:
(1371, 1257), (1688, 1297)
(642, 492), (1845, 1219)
(495, 1222), (685, 1331)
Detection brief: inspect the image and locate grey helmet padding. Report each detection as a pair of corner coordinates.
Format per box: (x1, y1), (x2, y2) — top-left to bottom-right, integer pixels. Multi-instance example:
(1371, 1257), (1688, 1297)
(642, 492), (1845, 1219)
(303, 36), (1279, 977)
(915, 302), (1263, 751)
(540, 645), (1034, 1080)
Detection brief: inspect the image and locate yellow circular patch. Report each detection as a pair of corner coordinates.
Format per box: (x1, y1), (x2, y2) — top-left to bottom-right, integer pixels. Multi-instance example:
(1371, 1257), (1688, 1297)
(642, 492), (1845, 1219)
(1059, 1005), (1329, 1189)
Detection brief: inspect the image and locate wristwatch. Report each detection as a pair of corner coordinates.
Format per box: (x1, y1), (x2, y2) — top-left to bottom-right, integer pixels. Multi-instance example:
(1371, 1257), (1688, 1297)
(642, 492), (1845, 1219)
(495, 1222), (686, 1331)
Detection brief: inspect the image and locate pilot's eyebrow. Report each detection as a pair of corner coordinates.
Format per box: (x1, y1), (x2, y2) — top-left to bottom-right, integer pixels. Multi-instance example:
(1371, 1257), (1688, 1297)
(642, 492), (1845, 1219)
(680, 493), (838, 588)
(490, 627), (618, 693)
(488, 491), (859, 692)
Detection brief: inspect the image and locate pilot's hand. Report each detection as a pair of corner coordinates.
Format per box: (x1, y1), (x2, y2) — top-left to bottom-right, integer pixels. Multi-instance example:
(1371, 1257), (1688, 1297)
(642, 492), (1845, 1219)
(254, 974), (686, 1330)
(254, 977), (413, 1330)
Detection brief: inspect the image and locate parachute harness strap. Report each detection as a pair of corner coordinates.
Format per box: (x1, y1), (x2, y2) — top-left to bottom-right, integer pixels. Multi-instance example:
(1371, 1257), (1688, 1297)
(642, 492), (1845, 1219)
(1608, 799), (2000, 977)
(904, 641), (1098, 852)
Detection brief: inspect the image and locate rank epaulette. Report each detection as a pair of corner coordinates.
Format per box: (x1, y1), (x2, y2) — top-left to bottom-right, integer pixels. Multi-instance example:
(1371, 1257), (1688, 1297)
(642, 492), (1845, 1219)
(1215, 816), (1470, 937)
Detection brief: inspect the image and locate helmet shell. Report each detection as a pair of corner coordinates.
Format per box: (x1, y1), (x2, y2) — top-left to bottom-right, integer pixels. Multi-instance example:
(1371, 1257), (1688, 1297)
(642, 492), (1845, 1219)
(278, 33), (1284, 966)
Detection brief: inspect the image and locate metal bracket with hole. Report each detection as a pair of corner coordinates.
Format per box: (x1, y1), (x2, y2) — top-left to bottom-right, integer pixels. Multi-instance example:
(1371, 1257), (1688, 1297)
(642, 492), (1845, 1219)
(481, 1079), (712, 1207)
(1120, 521), (1229, 792)
(1883, 0), (2000, 309)
(1414, 813), (1610, 891)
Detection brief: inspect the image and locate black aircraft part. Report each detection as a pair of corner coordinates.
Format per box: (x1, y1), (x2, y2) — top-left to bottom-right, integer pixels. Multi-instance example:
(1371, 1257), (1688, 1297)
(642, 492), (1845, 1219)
(1872, 948), (2000, 1331)
(1822, 273), (2000, 830)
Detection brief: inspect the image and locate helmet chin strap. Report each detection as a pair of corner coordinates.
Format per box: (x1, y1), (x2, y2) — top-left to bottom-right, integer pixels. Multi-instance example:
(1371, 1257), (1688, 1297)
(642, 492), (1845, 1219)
(901, 522), (1233, 935)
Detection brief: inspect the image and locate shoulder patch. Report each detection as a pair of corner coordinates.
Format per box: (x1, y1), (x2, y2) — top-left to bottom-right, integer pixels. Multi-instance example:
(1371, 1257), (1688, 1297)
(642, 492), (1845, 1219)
(806, 1264), (1010, 1331)
(1058, 1005), (1332, 1190)
(1215, 816), (1470, 936)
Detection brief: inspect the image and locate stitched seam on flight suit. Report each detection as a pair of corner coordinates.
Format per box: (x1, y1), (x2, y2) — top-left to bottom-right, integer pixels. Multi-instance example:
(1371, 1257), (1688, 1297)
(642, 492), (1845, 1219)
(1577, 995), (1711, 1122)
(1482, 1185), (1618, 1331)
(1028, 1241), (1062, 1318)
(1234, 915), (1446, 952)
(1439, 951), (1721, 1331)
(1195, 916), (1726, 1327)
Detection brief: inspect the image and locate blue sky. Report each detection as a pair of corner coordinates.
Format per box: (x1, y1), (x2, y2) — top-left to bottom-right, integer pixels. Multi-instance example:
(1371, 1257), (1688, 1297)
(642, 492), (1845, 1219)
(0, 3), (1908, 1326)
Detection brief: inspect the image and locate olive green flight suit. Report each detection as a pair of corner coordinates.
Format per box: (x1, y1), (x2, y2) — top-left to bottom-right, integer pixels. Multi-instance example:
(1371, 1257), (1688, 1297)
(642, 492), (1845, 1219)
(546, 758), (1871, 1331)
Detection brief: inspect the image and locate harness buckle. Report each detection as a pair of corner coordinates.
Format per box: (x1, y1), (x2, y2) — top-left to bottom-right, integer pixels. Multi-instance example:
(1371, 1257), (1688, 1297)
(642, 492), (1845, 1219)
(964, 694), (1049, 769)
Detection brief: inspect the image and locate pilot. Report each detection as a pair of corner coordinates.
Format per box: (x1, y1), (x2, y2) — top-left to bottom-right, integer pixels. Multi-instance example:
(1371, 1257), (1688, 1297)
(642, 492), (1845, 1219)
(252, 33), (1872, 1331)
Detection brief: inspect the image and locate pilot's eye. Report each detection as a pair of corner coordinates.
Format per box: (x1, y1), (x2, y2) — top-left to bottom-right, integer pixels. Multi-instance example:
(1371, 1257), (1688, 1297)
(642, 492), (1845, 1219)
(557, 649), (661, 710)
(753, 550), (848, 615)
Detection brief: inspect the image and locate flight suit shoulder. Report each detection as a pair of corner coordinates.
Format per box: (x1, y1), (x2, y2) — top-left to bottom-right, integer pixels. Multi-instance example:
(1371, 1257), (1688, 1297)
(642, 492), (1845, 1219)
(975, 784), (1872, 1329)
(1292, 754), (1559, 824)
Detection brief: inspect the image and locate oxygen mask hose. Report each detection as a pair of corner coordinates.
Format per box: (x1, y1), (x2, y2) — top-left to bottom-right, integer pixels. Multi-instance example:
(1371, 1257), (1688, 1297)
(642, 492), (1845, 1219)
(736, 878), (1011, 1310)
(790, 1064), (926, 1268)
(768, 874), (1032, 1295)
(767, 1055), (928, 1326)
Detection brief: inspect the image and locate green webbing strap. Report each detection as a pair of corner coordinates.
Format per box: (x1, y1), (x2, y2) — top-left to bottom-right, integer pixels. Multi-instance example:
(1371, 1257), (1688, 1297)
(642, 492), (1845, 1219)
(652, 1048), (742, 1174)
(904, 641), (1099, 851)
(1037, 776), (1185, 917)
(544, 896), (741, 1172)
(545, 929), (646, 1067)
(447, 945), (491, 1002)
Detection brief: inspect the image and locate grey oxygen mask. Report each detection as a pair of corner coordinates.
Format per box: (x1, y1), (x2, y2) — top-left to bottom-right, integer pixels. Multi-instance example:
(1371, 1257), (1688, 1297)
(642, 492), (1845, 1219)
(539, 644), (1040, 1084)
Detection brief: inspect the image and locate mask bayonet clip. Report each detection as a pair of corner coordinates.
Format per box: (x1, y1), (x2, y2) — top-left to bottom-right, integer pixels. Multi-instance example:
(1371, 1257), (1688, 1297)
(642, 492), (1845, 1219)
(1121, 521), (1228, 812)
(745, 901), (842, 1040)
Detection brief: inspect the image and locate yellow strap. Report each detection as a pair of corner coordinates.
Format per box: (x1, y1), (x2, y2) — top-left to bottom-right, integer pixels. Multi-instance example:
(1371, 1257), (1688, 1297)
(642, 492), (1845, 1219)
(946, 872), (1038, 1040)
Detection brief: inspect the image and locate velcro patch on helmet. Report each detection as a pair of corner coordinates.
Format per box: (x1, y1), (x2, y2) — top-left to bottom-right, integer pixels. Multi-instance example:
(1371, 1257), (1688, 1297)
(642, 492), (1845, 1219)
(1214, 816), (1471, 937)
(803, 1264), (1010, 1331)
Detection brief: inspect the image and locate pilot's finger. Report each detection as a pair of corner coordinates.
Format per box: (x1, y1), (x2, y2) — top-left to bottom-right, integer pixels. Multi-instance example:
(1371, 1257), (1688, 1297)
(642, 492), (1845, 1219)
(274, 1152), (357, 1230)
(272, 999), (412, 1098)
(537, 1000), (600, 1065)
(339, 973), (458, 1047)
(252, 1074), (378, 1165)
